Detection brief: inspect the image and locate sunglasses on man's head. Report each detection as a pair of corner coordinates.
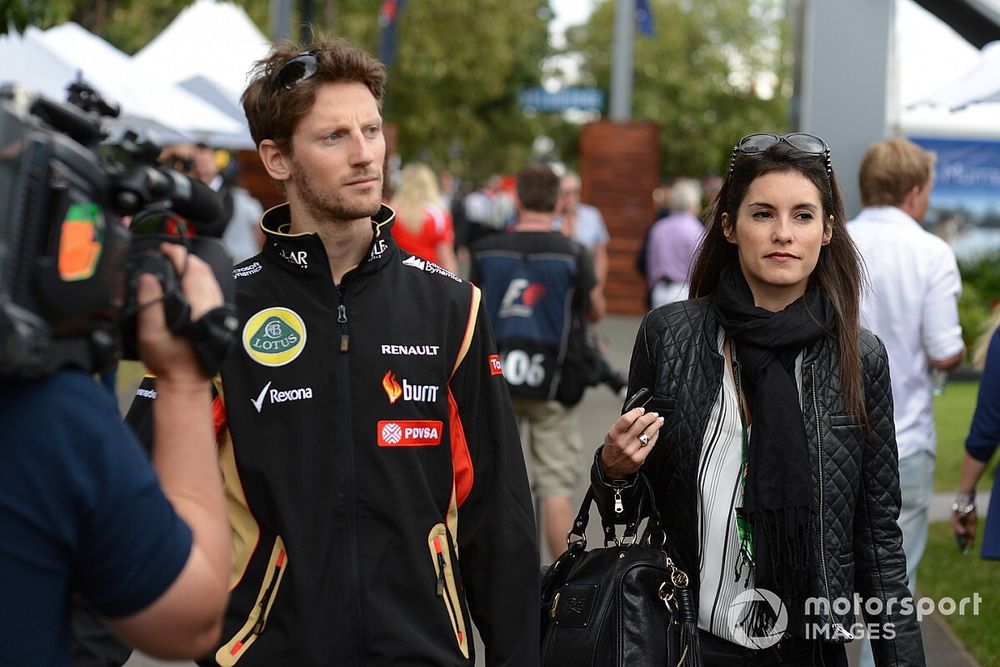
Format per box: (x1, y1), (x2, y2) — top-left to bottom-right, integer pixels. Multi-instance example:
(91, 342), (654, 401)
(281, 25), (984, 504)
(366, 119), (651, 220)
(729, 132), (832, 175)
(273, 51), (320, 91)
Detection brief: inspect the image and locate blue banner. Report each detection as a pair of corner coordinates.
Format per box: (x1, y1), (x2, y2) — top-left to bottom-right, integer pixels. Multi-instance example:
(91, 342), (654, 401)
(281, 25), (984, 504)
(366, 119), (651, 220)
(910, 136), (1000, 258)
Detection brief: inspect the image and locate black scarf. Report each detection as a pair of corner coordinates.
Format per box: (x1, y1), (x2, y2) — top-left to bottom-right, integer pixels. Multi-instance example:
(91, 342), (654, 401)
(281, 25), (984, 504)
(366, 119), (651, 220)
(712, 263), (834, 629)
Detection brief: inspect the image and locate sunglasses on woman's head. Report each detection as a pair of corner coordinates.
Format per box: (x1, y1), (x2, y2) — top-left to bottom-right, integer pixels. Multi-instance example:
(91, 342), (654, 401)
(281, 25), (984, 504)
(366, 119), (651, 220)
(273, 51), (320, 91)
(728, 132), (832, 175)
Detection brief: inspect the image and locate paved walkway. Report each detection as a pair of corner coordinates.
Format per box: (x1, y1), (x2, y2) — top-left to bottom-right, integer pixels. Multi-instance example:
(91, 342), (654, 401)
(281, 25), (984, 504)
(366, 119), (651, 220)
(125, 314), (982, 667)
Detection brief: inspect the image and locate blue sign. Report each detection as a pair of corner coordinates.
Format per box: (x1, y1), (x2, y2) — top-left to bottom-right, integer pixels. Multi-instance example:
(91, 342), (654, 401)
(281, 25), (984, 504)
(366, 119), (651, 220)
(910, 136), (1000, 259)
(519, 87), (604, 113)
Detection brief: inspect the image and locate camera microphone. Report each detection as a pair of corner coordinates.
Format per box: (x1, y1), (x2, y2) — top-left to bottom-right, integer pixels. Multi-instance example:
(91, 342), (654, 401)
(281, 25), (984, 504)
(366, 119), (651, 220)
(145, 168), (224, 223)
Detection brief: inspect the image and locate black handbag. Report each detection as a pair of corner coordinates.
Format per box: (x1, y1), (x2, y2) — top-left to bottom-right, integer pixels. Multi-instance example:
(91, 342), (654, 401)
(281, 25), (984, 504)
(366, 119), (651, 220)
(540, 474), (701, 666)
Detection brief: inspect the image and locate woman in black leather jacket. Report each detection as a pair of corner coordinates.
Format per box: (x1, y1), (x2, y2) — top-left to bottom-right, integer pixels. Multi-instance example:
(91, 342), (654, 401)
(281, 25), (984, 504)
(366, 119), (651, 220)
(594, 135), (924, 666)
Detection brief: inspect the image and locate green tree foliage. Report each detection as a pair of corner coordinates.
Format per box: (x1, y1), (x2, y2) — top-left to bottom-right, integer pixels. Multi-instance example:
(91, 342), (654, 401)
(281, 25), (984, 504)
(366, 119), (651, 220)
(384, 0), (553, 181)
(2, 0), (558, 181)
(0, 0), (270, 54)
(566, 0), (791, 179)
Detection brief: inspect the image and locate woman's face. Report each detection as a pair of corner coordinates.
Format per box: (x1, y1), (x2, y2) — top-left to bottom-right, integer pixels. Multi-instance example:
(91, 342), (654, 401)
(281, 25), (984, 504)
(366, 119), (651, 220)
(722, 170), (832, 311)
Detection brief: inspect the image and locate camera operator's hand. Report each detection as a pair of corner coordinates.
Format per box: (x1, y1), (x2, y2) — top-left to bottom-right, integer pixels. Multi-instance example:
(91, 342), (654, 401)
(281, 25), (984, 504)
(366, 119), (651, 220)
(136, 243), (223, 382)
(110, 241), (230, 657)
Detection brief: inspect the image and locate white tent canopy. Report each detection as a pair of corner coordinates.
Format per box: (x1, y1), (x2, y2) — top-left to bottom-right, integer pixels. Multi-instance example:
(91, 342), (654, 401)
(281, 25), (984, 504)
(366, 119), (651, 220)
(133, 0), (270, 120)
(895, 0), (1000, 139)
(910, 40), (1000, 110)
(0, 23), (250, 145)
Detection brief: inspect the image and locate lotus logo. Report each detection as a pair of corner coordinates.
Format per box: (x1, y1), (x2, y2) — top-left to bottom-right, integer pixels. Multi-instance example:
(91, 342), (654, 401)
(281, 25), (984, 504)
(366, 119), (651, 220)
(382, 370), (402, 404)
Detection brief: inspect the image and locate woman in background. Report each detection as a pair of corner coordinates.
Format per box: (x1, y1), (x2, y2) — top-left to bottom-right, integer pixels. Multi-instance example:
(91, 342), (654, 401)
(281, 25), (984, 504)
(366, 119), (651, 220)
(952, 309), (1000, 560)
(390, 163), (458, 273)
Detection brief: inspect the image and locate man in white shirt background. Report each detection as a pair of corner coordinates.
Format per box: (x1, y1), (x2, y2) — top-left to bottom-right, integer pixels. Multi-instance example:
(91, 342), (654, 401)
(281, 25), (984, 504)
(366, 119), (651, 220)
(848, 137), (965, 667)
(557, 171), (610, 287)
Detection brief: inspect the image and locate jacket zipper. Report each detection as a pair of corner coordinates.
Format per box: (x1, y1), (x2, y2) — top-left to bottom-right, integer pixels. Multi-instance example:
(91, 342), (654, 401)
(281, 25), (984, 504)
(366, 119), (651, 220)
(244, 551), (284, 640)
(335, 282), (364, 664)
(433, 535), (465, 647)
(215, 538), (288, 666)
(810, 364), (839, 632)
(336, 285), (349, 352)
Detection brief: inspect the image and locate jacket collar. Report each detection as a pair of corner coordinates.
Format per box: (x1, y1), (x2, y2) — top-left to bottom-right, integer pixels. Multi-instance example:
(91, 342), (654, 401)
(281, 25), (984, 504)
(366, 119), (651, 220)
(259, 203), (398, 280)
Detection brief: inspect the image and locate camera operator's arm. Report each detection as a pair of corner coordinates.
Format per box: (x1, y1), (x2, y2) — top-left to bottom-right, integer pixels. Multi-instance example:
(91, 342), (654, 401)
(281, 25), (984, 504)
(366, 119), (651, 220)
(104, 244), (230, 659)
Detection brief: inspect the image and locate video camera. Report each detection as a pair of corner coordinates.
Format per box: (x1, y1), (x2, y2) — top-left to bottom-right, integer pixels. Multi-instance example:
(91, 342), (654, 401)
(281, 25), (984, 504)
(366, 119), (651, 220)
(0, 81), (237, 378)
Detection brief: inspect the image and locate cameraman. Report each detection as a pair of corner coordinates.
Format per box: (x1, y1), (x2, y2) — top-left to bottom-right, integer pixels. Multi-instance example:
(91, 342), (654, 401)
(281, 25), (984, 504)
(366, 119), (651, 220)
(0, 243), (231, 664)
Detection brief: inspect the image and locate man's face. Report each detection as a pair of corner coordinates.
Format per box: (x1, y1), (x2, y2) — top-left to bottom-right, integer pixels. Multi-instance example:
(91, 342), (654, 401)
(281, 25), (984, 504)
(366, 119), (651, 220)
(194, 146), (218, 183)
(559, 176), (581, 211)
(284, 81), (385, 223)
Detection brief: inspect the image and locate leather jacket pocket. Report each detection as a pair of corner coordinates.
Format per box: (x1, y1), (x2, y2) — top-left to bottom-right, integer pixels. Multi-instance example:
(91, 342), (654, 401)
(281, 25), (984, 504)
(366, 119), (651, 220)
(830, 413), (862, 430)
(216, 536), (288, 666)
(427, 523), (470, 659)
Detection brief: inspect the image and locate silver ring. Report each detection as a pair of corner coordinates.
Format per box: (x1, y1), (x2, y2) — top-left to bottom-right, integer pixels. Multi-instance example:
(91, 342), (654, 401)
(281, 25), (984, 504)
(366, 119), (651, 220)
(638, 433), (650, 446)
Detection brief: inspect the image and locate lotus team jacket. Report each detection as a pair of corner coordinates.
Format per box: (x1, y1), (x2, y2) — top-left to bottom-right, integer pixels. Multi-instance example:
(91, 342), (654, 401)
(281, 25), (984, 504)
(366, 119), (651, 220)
(129, 204), (540, 667)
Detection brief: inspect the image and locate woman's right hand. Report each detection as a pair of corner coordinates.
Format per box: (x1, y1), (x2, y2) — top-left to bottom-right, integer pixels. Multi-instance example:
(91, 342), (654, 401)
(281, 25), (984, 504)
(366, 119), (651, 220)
(600, 408), (665, 479)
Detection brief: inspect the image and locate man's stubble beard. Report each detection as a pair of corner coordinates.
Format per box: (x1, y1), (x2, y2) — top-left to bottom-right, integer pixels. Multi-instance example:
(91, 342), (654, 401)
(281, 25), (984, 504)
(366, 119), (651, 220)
(291, 163), (383, 223)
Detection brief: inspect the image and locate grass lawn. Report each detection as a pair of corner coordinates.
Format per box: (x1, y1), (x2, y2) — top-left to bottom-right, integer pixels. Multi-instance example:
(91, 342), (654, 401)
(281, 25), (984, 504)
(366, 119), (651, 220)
(933, 380), (997, 492)
(918, 520), (1000, 667)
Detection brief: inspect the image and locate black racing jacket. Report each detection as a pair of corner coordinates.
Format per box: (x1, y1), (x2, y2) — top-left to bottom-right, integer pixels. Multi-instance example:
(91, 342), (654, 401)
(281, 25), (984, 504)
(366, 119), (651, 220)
(591, 298), (924, 667)
(129, 204), (539, 667)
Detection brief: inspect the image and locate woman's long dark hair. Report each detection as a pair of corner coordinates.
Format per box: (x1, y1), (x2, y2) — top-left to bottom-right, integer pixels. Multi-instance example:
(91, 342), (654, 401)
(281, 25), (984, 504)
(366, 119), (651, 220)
(690, 141), (869, 426)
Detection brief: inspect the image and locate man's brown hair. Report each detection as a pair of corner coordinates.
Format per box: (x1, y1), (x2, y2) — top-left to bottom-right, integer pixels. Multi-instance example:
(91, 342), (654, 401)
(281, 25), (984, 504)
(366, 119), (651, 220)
(858, 137), (936, 207)
(241, 36), (386, 154)
(516, 164), (560, 213)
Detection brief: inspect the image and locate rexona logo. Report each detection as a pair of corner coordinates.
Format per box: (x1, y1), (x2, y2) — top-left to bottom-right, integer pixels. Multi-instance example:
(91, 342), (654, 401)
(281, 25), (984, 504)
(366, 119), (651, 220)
(250, 380), (314, 413)
(382, 370), (439, 404)
(377, 420), (443, 447)
(242, 307), (307, 367)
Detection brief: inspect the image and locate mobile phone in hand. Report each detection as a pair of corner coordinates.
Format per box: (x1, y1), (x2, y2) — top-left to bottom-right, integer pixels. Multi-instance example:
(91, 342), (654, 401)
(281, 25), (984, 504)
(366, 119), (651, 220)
(621, 388), (652, 414)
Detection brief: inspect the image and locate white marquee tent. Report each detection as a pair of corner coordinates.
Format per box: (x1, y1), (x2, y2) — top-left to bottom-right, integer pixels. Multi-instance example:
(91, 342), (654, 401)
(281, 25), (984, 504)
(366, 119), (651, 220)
(895, 0), (1000, 138)
(0, 22), (250, 146)
(133, 0), (270, 131)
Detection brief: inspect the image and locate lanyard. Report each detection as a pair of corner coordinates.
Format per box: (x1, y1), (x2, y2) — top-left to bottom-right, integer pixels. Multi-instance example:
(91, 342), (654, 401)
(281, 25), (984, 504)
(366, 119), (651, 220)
(730, 339), (755, 570)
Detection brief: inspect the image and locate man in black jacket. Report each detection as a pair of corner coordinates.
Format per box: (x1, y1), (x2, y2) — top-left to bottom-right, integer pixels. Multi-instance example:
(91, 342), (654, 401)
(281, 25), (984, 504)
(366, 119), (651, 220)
(126, 38), (539, 667)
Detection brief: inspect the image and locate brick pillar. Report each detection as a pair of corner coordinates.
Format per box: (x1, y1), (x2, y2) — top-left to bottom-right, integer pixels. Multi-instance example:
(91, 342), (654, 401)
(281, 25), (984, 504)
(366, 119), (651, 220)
(579, 121), (660, 315)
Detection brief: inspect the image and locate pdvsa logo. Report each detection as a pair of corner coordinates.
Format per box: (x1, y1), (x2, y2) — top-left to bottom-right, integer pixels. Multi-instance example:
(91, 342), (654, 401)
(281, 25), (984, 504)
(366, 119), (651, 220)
(377, 420), (443, 447)
(382, 370), (439, 404)
(243, 307), (307, 367)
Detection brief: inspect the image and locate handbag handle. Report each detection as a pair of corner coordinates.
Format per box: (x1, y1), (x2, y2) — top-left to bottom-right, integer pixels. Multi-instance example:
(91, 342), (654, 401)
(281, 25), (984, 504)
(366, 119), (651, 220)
(566, 472), (667, 549)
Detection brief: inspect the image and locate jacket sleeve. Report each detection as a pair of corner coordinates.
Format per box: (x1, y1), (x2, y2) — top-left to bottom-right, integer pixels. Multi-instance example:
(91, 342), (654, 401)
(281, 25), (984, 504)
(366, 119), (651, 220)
(853, 333), (925, 666)
(965, 327), (1000, 463)
(449, 288), (540, 667)
(590, 311), (657, 523)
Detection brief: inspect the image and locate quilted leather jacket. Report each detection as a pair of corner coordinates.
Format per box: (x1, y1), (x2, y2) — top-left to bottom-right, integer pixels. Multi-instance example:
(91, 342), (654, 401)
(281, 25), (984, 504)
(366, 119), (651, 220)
(592, 298), (924, 666)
